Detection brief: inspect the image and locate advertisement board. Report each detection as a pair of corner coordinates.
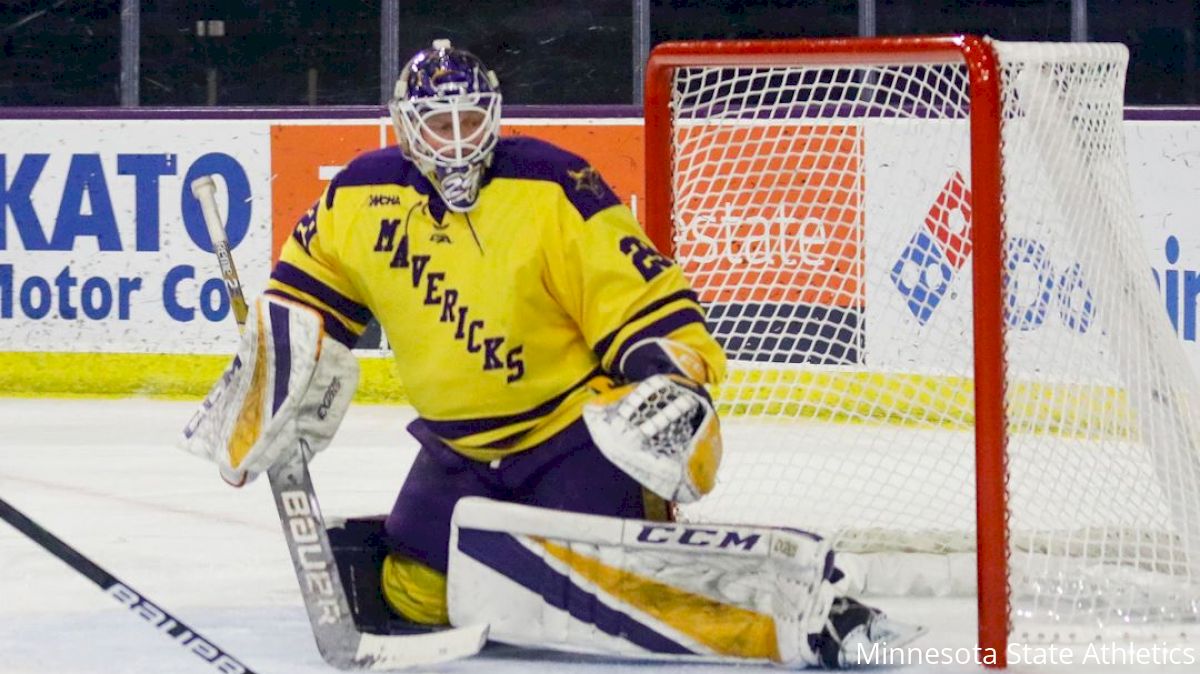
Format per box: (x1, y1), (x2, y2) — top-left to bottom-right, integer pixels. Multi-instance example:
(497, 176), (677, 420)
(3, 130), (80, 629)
(3, 111), (1200, 395)
(673, 123), (865, 365)
(0, 116), (641, 359)
(0, 120), (272, 354)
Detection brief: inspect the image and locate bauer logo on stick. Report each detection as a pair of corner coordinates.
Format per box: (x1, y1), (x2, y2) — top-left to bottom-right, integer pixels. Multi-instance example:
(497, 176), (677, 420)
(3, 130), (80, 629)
(281, 490), (344, 625)
(108, 583), (250, 673)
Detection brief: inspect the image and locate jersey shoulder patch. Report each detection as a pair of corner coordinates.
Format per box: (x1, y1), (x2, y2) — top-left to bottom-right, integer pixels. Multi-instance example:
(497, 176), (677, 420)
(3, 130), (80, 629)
(489, 137), (620, 219)
(327, 147), (432, 208)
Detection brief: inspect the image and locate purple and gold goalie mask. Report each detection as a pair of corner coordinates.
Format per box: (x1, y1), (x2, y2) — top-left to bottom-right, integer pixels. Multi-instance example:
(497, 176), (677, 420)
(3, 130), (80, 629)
(390, 39), (502, 212)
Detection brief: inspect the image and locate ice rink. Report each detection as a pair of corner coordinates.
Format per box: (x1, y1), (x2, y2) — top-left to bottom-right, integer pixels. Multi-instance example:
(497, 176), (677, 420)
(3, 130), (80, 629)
(1, 397), (1194, 673)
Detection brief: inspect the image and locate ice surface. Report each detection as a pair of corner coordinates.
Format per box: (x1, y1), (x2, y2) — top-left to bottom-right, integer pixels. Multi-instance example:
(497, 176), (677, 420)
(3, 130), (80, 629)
(0, 398), (1191, 673)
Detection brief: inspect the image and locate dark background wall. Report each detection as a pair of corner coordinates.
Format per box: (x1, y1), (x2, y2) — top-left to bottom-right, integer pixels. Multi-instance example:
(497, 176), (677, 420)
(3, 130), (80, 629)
(1, 1), (1195, 106)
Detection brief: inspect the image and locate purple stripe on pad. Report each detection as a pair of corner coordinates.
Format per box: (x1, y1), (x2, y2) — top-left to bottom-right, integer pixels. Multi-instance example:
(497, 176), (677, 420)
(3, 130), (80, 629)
(268, 301), (292, 416)
(456, 527), (694, 656)
(263, 289), (359, 349)
(1124, 106), (1200, 121)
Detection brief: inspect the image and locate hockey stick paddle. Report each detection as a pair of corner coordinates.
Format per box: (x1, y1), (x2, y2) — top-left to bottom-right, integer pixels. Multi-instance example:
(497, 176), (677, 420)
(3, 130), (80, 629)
(189, 175), (487, 669)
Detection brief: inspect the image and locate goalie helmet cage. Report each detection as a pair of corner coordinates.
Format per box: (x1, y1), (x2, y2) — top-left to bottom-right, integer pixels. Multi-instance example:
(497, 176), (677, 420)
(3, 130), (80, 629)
(645, 35), (1200, 667)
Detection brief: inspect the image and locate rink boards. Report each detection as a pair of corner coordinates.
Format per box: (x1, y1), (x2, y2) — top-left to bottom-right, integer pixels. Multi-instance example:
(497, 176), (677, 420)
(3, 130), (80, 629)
(0, 110), (1198, 409)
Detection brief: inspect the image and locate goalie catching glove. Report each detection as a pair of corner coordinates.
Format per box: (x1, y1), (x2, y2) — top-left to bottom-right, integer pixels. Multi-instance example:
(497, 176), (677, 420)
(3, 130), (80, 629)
(180, 295), (359, 486)
(583, 373), (721, 503)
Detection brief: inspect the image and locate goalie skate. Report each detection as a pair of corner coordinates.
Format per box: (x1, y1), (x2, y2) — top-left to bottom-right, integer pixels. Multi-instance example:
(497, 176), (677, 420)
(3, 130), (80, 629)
(811, 597), (926, 669)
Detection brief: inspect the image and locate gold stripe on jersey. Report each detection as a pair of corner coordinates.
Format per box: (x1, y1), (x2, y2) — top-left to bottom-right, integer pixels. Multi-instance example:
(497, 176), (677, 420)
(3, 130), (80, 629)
(416, 370), (614, 461)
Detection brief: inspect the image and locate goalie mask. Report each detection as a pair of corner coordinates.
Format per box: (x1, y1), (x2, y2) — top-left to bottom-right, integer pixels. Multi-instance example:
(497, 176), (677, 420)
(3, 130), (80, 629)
(390, 39), (502, 212)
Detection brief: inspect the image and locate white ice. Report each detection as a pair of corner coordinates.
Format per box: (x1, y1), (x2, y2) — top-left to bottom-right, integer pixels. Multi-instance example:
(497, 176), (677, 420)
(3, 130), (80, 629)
(0, 398), (1192, 673)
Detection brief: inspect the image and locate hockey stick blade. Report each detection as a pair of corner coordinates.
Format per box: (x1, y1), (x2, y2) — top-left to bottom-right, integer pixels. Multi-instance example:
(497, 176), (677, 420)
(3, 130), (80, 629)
(0, 496), (258, 673)
(269, 432), (488, 670)
(191, 175), (487, 669)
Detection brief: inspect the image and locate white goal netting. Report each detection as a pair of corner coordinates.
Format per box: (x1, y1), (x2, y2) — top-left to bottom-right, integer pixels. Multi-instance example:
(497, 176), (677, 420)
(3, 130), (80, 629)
(663, 40), (1200, 638)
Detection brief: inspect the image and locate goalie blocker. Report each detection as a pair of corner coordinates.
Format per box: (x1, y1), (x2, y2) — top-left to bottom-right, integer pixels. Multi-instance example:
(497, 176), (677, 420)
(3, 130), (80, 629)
(445, 498), (922, 668)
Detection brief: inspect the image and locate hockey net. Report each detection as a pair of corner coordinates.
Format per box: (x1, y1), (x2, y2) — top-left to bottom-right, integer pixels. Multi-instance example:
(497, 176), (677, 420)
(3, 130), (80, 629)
(646, 36), (1200, 653)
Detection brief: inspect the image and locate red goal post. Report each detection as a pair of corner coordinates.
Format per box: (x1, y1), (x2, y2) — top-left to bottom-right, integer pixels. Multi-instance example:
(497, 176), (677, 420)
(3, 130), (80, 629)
(644, 35), (1012, 665)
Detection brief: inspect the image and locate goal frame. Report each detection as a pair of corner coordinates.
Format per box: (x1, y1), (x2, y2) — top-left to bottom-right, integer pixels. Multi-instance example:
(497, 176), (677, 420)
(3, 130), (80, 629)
(644, 35), (1011, 667)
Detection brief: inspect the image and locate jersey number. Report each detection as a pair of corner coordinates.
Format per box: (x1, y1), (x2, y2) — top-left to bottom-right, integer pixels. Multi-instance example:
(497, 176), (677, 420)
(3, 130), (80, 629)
(620, 236), (672, 282)
(292, 201), (320, 254)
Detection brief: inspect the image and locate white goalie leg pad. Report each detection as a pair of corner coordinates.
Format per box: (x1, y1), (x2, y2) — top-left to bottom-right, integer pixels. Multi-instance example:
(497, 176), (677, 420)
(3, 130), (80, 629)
(447, 497), (837, 667)
(179, 295), (359, 485)
(583, 374), (722, 503)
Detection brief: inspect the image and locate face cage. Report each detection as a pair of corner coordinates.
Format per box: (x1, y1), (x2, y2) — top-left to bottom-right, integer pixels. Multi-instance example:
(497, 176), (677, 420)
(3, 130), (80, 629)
(390, 93), (500, 211)
(392, 93), (501, 170)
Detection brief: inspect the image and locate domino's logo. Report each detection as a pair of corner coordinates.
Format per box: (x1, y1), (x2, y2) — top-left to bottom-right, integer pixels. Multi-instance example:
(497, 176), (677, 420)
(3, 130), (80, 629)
(890, 231), (956, 324)
(890, 172), (973, 325)
(890, 171), (1096, 333)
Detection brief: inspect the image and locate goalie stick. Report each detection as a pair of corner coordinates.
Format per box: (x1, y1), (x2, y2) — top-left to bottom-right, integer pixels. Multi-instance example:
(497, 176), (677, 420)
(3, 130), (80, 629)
(190, 175), (489, 669)
(0, 496), (257, 673)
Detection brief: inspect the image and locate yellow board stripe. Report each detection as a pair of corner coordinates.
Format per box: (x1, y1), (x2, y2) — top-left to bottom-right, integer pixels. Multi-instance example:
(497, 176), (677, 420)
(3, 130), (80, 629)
(537, 538), (780, 661)
(0, 352), (406, 403)
(715, 368), (1135, 439)
(0, 350), (1135, 442)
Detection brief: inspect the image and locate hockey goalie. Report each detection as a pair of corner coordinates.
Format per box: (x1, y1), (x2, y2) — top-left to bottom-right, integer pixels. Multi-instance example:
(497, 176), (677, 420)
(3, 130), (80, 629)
(181, 38), (921, 668)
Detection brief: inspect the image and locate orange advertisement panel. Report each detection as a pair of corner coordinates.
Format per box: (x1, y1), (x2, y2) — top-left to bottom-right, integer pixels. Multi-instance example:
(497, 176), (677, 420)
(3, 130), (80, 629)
(269, 121), (643, 261)
(270, 124), (381, 260)
(502, 124), (643, 220)
(672, 124), (864, 307)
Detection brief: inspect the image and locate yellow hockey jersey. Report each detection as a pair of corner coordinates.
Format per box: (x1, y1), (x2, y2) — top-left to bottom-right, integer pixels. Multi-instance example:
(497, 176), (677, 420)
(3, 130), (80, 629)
(268, 137), (725, 461)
